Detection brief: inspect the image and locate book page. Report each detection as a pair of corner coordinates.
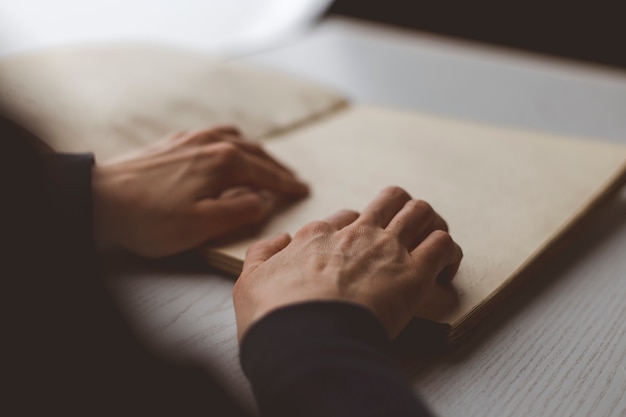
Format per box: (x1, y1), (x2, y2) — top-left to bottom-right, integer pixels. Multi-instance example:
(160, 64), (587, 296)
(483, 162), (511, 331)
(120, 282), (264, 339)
(0, 45), (346, 159)
(203, 105), (626, 333)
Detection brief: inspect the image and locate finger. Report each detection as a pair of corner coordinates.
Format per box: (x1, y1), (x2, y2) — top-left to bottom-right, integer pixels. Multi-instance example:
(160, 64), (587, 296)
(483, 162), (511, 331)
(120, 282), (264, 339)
(226, 149), (309, 197)
(242, 233), (292, 273)
(387, 199), (448, 249)
(227, 137), (295, 175)
(436, 242), (463, 285)
(358, 186), (412, 228)
(173, 126), (241, 146)
(191, 125), (243, 142)
(186, 129), (295, 176)
(194, 190), (275, 238)
(323, 209), (360, 230)
(409, 230), (458, 284)
(219, 186), (254, 199)
(212, 125), (242, 137)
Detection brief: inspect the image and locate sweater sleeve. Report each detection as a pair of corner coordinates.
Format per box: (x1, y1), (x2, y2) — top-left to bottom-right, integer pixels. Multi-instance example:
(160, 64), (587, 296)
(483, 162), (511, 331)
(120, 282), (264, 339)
(0, 126), (254, 416)
(240, 302), (434, 417)
(42, 153), (96, 250)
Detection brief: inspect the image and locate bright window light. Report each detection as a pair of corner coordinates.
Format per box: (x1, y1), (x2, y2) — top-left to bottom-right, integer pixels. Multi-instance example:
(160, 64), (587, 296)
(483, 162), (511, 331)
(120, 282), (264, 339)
(0, 0), (333, 56)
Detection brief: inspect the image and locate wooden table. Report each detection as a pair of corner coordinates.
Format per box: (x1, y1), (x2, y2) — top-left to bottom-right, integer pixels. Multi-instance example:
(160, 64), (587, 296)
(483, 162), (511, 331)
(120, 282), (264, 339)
(107, 17), (626, 417)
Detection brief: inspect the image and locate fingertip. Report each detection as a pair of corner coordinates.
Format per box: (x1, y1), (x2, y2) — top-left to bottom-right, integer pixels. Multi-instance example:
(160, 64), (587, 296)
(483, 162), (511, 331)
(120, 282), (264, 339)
(410, 229), (457, 279)
(246, 231), (291, 253)
(272, 232), (292, 247)
(282, 178), (310, 197)
(378, 185), (412, 201)
(324, 209), (360, 229)
(436, 242), (463, 285)
(424, 229), (455, 250)
(263, 232), (292, 259)
(214, 125), (242, 136)
(360, 185), (413, 227)
(295, 180), (310, 196)
(243, 232), (291, 269)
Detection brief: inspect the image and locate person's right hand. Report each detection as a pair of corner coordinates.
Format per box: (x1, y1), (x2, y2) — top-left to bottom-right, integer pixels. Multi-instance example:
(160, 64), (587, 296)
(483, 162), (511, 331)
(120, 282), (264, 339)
(233, 186), (463, 341)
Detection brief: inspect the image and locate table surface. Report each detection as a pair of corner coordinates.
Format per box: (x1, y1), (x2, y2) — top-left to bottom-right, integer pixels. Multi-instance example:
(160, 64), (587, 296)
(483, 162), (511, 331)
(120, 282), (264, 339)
(106, 17), (626, 417)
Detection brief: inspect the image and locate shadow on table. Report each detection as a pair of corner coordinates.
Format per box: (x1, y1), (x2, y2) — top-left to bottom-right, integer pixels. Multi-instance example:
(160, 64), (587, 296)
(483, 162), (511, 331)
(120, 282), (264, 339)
(100, 246), (231, 279)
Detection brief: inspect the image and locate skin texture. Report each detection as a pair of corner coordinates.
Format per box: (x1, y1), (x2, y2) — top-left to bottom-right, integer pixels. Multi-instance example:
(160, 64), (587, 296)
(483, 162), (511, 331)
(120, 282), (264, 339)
(92, 126), (309, 258)
(234, 186), (463, 341)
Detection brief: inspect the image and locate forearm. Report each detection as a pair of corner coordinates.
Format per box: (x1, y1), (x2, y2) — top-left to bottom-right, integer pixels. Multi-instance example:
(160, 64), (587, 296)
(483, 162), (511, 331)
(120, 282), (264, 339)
(240, 302), (434, 417)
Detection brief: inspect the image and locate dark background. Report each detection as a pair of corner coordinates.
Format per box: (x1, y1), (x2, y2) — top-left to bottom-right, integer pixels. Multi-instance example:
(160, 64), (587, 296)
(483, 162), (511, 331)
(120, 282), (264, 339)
(327, 0), (626, 70)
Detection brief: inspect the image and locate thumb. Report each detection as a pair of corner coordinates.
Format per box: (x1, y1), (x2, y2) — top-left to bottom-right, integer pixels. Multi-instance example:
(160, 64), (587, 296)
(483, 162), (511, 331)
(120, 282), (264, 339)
(243, 233), (292, 274)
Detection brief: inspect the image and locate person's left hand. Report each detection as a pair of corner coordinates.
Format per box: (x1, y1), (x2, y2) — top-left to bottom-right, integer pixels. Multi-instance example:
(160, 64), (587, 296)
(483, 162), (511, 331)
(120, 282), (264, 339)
(92, 126), (309, 258)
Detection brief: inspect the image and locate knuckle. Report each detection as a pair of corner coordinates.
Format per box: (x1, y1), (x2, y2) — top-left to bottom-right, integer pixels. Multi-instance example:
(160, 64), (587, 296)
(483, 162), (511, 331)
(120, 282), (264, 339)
(338, 223), (372, 245)
(337, 209), (359, 218)
(212, 142), (240, 162)
(435, 217), (449, 233)
(187, 129), (214, 143)
(299, 220), (332, 236)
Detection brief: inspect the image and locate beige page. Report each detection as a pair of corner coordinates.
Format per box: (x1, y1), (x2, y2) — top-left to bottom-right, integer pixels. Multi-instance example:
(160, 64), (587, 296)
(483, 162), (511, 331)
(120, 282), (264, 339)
(202, 105), (626, 339)
(0, 45), (346, 159)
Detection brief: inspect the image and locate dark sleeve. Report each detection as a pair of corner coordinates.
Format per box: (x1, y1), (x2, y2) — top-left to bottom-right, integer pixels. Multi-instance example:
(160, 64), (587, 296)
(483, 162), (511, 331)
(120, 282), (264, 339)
(0, 122), (251, 417)
(241, 302), (435, 417)
(42, 153), (97, 252)
(36, 152), (105, 280)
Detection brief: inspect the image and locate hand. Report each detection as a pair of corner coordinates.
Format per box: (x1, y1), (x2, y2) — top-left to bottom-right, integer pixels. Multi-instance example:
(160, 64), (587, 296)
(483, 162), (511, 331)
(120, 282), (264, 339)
(233, 186), (463, 341)
(92, 126), (308, 258)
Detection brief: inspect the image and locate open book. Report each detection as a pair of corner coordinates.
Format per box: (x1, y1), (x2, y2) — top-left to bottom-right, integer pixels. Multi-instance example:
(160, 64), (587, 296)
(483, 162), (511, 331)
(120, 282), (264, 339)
(2, 45), (625, 343)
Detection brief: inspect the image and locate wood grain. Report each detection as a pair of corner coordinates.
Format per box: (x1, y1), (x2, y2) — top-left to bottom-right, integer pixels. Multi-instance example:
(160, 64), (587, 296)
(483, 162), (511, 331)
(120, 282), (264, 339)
(106, 188), (626, 417)
(104, 253), (258, 412)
